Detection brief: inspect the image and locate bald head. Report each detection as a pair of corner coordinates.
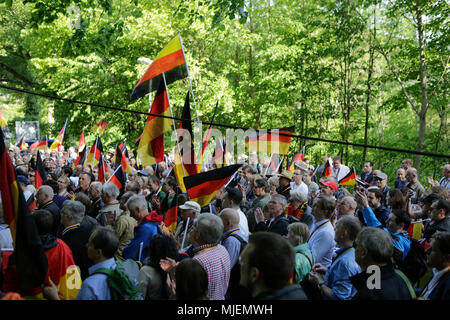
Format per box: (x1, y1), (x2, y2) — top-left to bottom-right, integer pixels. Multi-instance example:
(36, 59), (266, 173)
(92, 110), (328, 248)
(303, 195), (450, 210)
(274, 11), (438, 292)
(219, 208), (240, 232)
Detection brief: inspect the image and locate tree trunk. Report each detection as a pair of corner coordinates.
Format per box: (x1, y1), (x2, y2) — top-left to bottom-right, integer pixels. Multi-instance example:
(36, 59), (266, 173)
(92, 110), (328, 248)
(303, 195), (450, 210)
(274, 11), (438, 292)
(414, 0), (428, 170)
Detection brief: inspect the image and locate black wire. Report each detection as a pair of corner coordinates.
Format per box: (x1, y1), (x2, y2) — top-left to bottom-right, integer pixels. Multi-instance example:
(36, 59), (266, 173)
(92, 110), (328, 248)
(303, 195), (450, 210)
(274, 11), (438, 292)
(1, 84), (449, 159)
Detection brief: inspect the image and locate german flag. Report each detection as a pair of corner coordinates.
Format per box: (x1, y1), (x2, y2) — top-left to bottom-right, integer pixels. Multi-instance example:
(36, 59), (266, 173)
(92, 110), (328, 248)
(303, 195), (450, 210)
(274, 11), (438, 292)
(0, 129), (49, 293)
(131, 34), (188, 101)
(86, 135), (104, 168)
(0, 108), (7, 129)
(323, 158), (332, 178)
(288, 146), (305, 171)
(178, 91), (198, 176)
(107, 165), (126, 191)
(114, 144), (133, 174)
(16, 136), (28, 151)
(183, 164), (242, 208)
(35, 151), (47, 189)
(29, 136), (47, 151)
(92, 120), (109, 135)
(97, 153), (109, 183)
(137, 80), (172, 166)
(164, 194), (178, 233)
(245, 126), (294, 155)
(338, 167), (356, 186)
(407, 221), (423, 240)
(212, 138), (226, 169)
(72, 147), (87, 170)
(49, 118), (68, 151)
(199, 101), (219, 169)
(77, 130), (85, 153)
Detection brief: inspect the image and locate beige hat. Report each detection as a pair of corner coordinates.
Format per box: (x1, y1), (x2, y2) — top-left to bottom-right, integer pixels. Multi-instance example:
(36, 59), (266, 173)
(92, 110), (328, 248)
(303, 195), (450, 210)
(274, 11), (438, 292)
(276, 170), (294, 181)
(294, 161), (309, 172)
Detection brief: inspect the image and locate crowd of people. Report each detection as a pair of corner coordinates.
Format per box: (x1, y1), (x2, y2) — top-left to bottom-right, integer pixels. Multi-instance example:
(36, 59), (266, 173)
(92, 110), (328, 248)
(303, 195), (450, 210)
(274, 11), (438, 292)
(1, 145), (449, 301)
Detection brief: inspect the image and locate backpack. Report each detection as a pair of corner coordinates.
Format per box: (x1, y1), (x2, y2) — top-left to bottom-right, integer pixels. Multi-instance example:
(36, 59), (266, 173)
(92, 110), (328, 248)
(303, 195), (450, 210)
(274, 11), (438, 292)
(93, 259), (142, 300)
(225, 233), (248, 299)
(393, 237), (428, 286)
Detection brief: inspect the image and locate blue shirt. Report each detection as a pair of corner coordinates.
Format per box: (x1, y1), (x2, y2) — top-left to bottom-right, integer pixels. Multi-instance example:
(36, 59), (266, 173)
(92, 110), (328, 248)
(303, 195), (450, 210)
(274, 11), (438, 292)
(122, 221), (159, 263)
(362, 206), (411, 259)
(220, 228), (246, 269)
(308, 219), (336, 268)
(324, 245), (361, 300)
(76, 258), (116, 300)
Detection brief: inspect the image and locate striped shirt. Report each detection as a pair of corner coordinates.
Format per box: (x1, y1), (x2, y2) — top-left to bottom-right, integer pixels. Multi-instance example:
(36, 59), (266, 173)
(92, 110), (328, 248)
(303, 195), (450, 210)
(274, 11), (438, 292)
(193, 244), (231, 300)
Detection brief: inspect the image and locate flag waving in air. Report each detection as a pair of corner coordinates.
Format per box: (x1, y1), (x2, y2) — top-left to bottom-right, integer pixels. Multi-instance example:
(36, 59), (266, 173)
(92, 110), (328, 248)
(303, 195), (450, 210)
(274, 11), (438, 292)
(137, 80), (172, 166)
(245, 126), (294, 155)
(86, 135), (104, 168)
(114, 144), (133, 174)
(183, 164), (242, 208)
(92, 121), (109, 135)
(107, 165), (126, 192)
(49, 118), (68, 150)
(323, 158), (332, 178)
(35, 151), (47, 190)
(16, 136), (28, 150)
(288, 146), (305, 171)
(29, 136), (47, 151)
(338, 167), (356, 186)
(77, 130), (85, 152)
(178, 91), (198, 176)
(131, 34), (188, 101)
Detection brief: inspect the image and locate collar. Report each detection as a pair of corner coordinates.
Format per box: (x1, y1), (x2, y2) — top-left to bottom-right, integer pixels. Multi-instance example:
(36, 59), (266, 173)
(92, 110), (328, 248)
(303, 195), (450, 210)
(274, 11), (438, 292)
(313, 218), (329, 228)
(40, 200), (54, 209)
(88, 258), (116, 275)
(193, 244), (217, 255)
(62, 223), (81, 236)
(335, 244), (353, 255)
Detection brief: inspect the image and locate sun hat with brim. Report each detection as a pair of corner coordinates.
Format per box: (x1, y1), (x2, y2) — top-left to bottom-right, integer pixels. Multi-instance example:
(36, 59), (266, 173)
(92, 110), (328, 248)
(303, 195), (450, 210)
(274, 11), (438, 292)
(320, 180), (338, 192)
(276, 170), (294, 181)
(375, 172), (388, 180)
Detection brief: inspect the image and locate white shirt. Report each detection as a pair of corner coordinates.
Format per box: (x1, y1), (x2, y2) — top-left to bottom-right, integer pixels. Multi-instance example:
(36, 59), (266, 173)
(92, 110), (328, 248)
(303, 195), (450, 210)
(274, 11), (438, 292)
(308, 219), (336, 268)
(290, 181), (309, 196)
(237, 208), (249, 242)
(331, 164), (350, 181)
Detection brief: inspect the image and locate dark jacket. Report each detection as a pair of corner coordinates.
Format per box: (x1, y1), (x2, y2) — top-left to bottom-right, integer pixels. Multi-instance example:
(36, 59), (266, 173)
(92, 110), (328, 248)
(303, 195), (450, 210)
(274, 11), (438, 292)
(361, 171), (375, 185)
(60, 225), (94, 280)
(423, 217), (450, 242)
(87, 197), (104, 219)
(417, 269), (450, 300)
(39, 201), (61, 237)
(255, 284), (308, 300)
(276, 184), (291, 203)
(254, 213), (289, 236)
(350, 263), (413, 300)
(374, 205), (390, 228)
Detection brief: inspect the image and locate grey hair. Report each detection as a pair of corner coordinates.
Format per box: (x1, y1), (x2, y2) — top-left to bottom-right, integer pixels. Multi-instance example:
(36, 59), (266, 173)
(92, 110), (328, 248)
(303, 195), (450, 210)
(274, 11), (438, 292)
(356, 227), (393, 264)
(318, 195), (336, 218)
(336, 215), (362, 241)
(343, 196), (357, 210)
(290, 188), (307, 203)
(193, 213), (224, 245)
(90, 181), (103, 194)
(102, 183), (120, 198)
(38, 185), (54, 198)
(62, 200), (86, 224)
(272, 194), (288, 207)
(287, 222), (310, 246)
(268, 176), (279, 187)
(126, 195), (148, 213)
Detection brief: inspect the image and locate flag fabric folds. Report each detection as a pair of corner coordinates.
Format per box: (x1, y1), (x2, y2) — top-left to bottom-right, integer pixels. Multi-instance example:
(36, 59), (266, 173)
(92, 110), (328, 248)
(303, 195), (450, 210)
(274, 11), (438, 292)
(131, 34), (188, 101)
(338, 167), (356, 186)
(0, 108), (7, 129)
(86, 135), (104, 168)
(323, 158), (332, 178)
(245, 126), (294, 155)
(16, 136), (28, 150)
(35, 151), (47, 190)
(183, 164), (242, 208)
(77, 130), (85, 153)
(212, 138), (226, 169)
(107, 165), (126, 192)
(178, 91), (198, 176)
(164, 195), (178, 233)
(0, 129), (49, 293)
(288, 146), (305, 171)
(137, 80), (172, 166)
(49, 118), (68, 151)
(72, 147), (87, 170)
(92, 121), (109, 135)
(97, 154), (109, 183)
(114, 145), (132, 174)
(29, 137), (47, 151)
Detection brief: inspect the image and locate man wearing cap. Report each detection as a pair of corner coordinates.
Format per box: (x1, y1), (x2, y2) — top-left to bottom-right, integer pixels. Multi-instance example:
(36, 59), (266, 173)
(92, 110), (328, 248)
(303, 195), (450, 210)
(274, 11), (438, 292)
(276, 170), (293, 202)
(423, 199), (450, 242)
(319, 180), (338, 198)
(175, 201), (201, 250)
(374, 172), (390, 208)
(17, 175), (33, 203)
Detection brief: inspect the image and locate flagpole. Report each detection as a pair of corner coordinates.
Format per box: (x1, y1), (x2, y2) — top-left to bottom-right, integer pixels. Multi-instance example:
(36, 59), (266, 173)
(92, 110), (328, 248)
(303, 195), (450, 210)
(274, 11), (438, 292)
(106, 165), (121, 184)
(178, 33), (199, 122)
(275, 154), (285, 173)
(181, 216), (190, 251)
(91, 135), (98, 168)
(162, 72), (187, 178)
(265, 153), (274, 176)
